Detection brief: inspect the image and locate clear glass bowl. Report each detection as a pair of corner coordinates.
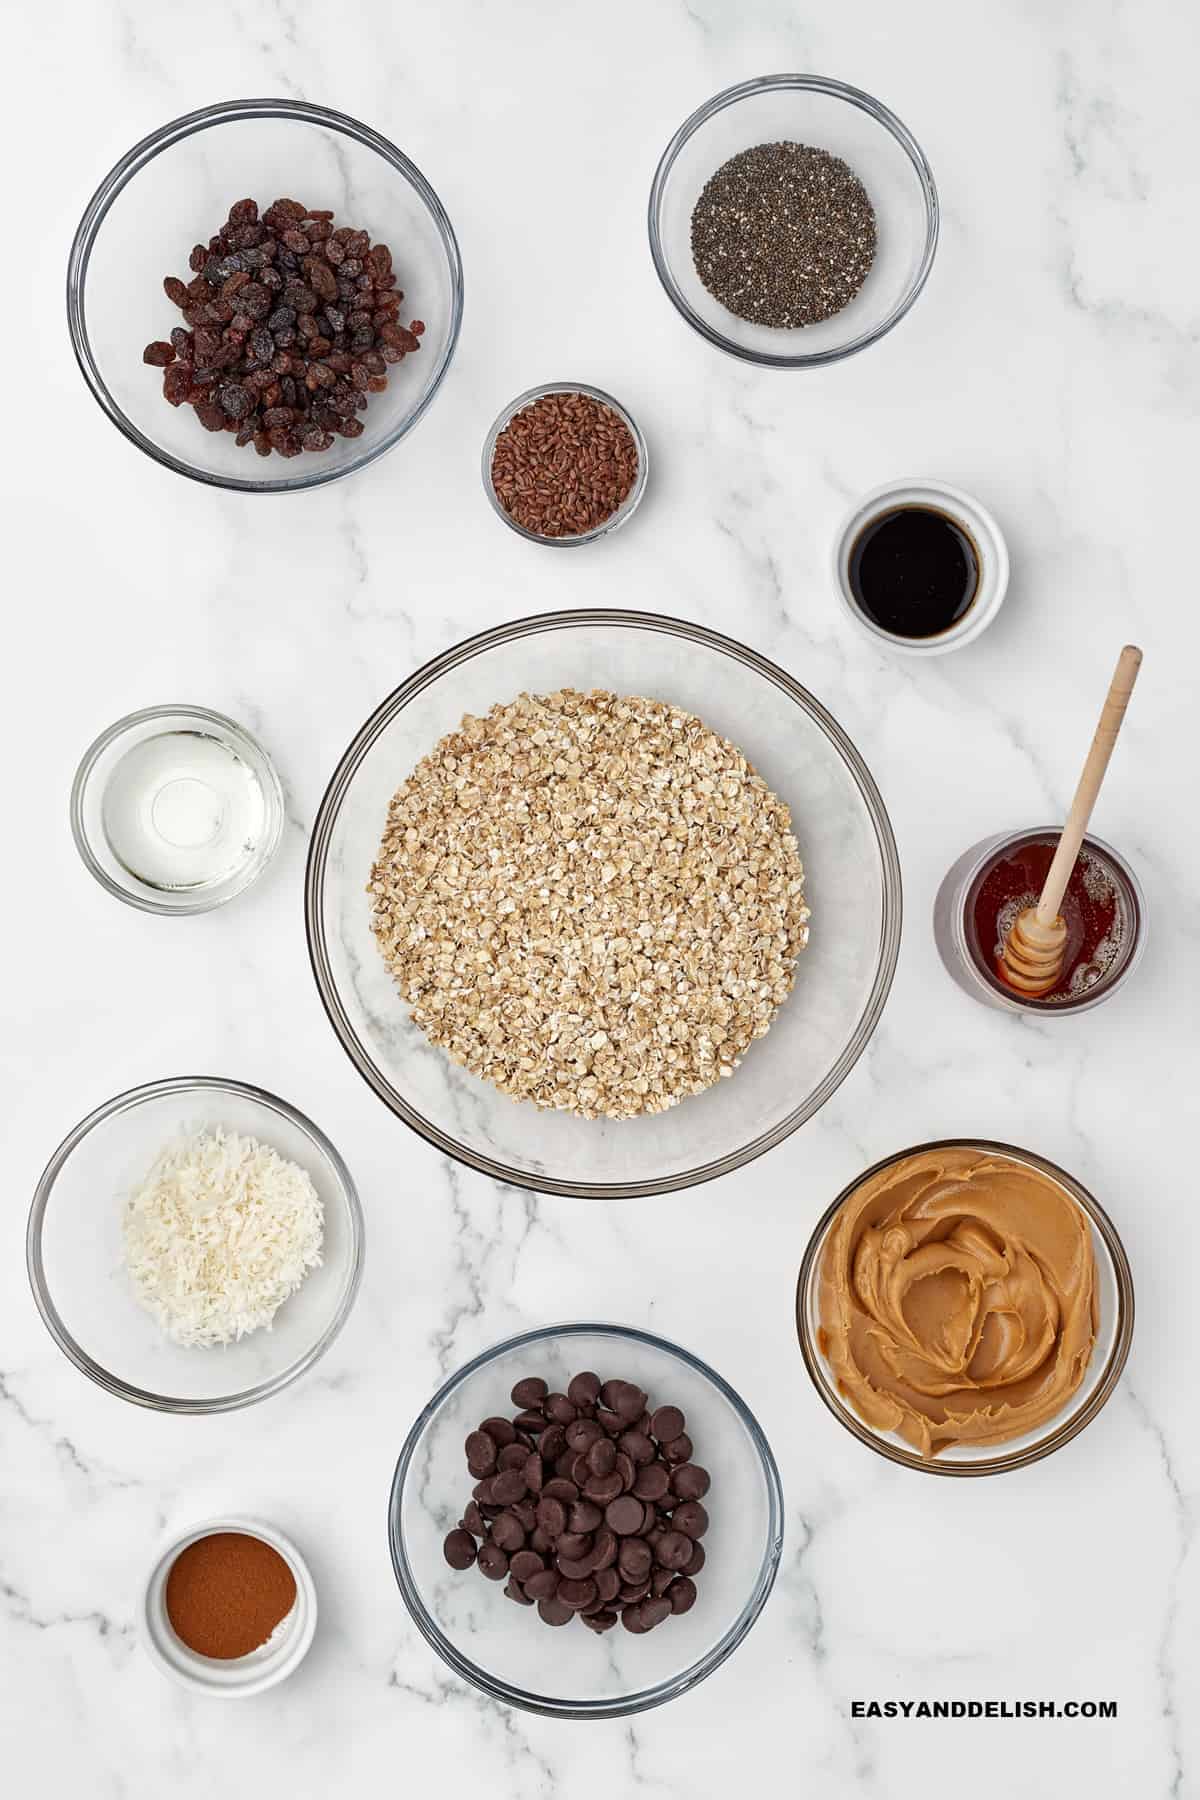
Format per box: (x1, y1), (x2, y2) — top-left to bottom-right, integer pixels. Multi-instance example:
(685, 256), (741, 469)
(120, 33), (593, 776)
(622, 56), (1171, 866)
(26, 1077), (364, 1412)
(388, 1322), (783, 1718)
(67, 98), (463, 492)
(648, 75), (938, 368)
(795, 1139), (1134, 1476)
(71, 704), (285, 915)
(305, 609), (901, 1196)
(481, 382), (648, 545)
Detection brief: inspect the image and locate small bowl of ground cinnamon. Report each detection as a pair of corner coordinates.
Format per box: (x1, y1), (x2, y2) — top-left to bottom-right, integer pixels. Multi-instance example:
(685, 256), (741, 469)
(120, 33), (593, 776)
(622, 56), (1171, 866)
(482, 382), (648, 545)
(140, 1516), (317, 1695)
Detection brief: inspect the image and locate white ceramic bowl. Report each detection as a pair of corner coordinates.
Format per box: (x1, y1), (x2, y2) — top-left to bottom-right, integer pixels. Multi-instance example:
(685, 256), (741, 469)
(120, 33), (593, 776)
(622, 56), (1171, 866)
(832, 478), (1009, 655)
(140, 1516), (317, 1695)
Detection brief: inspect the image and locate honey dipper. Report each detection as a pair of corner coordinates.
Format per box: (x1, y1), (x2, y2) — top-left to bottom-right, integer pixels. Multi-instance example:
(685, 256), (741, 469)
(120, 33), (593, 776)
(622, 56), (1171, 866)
(998, 645), (1143, 997)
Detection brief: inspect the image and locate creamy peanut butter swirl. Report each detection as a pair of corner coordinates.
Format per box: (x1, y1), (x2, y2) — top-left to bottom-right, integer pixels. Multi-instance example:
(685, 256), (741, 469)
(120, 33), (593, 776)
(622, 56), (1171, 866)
(817, 1147), (1097, 1456)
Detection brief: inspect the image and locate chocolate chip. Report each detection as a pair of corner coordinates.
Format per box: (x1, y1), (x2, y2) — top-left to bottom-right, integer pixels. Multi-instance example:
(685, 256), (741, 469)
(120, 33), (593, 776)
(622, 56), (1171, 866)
(542, 1477), (578, 1504)
(442, 1528), (477, 1570)
(537, 1597), (573, 1627)
(481, 1416), (517, 1447)
(477, 1541), (509, 1580)
(618, 1430), (655, 1465)
(567, 1371), (602, 1407)
(511, 1376), (548, 1409)
(556, 1531), (592, 1560)
(491, 1511), (525, 1552)
(668, 1576), (698, 1614)
(536, 1495), (567, 1538)
(465, 1430), (497, 1473)
(671, 1462), (711, 1500)
(605, 1495), (645, 1536)
(587, 1438), (617, 1477)
(539, 1424), (567, 1462)
(633, 1462), (671, 1501)
(650, 1405), (685, 1442)
(444, 1367), (713, 1642)
(655, 1531), (693, 1571)
(491, 1470), (528, 1506)
(584, 1470), (624, 1505)
(673, 1500), (709, 1539)
(569, 1499), (603, 1534)
(524, 1568), (560, 1601)
(557, 1577), (598, 1611)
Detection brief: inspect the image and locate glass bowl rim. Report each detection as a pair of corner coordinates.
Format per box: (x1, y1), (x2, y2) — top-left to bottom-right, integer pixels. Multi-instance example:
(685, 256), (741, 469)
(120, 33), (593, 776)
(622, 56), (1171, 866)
(647, 72), (939, 369)
(65, 95), (465, 494)
(387, 1319), (785, 1719)
(70, 702), (286, 916)
(480, 381), (649, 546)
(794, 1136), (1135, 1476)
(26, 1074), (366, 1414)
(304, 605), (903, 1197)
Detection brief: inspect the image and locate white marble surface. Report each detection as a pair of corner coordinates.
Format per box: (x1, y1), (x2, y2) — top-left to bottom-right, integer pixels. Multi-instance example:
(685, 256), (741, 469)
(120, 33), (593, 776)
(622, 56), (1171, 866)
(4, 1), (1198, 1794)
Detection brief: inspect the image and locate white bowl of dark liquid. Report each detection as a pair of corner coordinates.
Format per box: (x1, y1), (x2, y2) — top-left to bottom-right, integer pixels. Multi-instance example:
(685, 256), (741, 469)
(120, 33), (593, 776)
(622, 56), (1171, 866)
(71, 705), (284, 914)
(832, 477), (1009, 655)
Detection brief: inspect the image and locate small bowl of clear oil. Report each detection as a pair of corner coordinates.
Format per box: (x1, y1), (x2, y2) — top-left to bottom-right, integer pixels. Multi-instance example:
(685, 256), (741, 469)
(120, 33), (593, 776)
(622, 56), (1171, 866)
(71, 705), (284, 914)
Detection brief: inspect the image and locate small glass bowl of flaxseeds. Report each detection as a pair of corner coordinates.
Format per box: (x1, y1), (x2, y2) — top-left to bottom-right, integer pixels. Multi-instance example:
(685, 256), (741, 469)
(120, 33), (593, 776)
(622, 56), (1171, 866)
(648, 74), (938, 369)
(481, 382), (648, 545)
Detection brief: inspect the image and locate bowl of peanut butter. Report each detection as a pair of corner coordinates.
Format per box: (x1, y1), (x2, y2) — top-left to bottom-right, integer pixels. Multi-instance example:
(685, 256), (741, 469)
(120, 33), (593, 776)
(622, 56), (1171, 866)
(796, 1140), (1133, 1475)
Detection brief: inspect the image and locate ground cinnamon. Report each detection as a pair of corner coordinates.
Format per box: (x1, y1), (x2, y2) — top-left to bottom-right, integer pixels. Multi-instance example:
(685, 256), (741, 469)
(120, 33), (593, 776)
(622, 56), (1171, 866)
(166, 1531), (296, 1660)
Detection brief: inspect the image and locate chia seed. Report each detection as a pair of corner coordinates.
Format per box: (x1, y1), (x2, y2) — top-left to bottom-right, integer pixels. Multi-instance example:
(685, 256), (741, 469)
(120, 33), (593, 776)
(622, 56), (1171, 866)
(690, 141), (877, 329)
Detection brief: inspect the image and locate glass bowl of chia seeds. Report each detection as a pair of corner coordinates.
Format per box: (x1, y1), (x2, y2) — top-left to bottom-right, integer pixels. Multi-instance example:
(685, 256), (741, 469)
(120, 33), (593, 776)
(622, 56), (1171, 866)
(648, 74), (938, 369)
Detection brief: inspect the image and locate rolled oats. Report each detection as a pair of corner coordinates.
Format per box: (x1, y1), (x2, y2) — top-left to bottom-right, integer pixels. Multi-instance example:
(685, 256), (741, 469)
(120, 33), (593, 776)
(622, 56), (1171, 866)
(368, 689), (810, 1120)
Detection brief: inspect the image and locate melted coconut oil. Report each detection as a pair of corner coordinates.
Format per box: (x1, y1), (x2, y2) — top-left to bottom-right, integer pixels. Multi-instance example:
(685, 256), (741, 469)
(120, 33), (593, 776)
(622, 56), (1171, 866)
(101, 730), (268, 892)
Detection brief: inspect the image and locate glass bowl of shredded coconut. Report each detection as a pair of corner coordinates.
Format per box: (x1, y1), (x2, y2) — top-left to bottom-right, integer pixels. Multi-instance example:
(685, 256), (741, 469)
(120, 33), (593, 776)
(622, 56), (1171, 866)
(26, 1077), (364, 1412)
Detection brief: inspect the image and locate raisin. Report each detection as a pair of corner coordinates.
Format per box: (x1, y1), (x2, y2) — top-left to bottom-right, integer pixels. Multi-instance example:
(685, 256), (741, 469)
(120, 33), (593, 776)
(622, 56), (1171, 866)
(147, 196), (418, 459)
(218, 382), (252, 419)
(162, 365), (192, 405)
(238, 283), (271, 321)
(308, 260), (337, 302)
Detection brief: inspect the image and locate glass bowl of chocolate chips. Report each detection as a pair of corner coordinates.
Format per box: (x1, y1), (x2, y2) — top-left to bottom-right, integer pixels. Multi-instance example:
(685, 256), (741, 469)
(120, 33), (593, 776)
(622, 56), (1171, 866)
(68, 98), (463, 492)
(388, 1322), (784, 1718)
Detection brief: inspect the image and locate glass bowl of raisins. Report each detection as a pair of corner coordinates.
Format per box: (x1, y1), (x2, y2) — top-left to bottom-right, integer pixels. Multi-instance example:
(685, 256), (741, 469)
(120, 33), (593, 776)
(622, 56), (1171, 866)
(67, 98), (463, 492)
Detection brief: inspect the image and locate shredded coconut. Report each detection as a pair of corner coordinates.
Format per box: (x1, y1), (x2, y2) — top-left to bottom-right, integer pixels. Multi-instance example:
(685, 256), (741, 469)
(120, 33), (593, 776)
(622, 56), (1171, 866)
(122, 1128), (324, 1348)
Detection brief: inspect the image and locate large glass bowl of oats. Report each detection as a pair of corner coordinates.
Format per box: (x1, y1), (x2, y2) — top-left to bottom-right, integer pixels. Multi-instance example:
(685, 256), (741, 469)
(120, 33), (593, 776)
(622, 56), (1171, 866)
(305, 610), (901, 1196)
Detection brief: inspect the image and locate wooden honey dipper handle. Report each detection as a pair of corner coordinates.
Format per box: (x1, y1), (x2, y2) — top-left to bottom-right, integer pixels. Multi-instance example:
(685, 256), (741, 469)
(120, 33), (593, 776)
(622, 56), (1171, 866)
(1036, 645), (1143, 927)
